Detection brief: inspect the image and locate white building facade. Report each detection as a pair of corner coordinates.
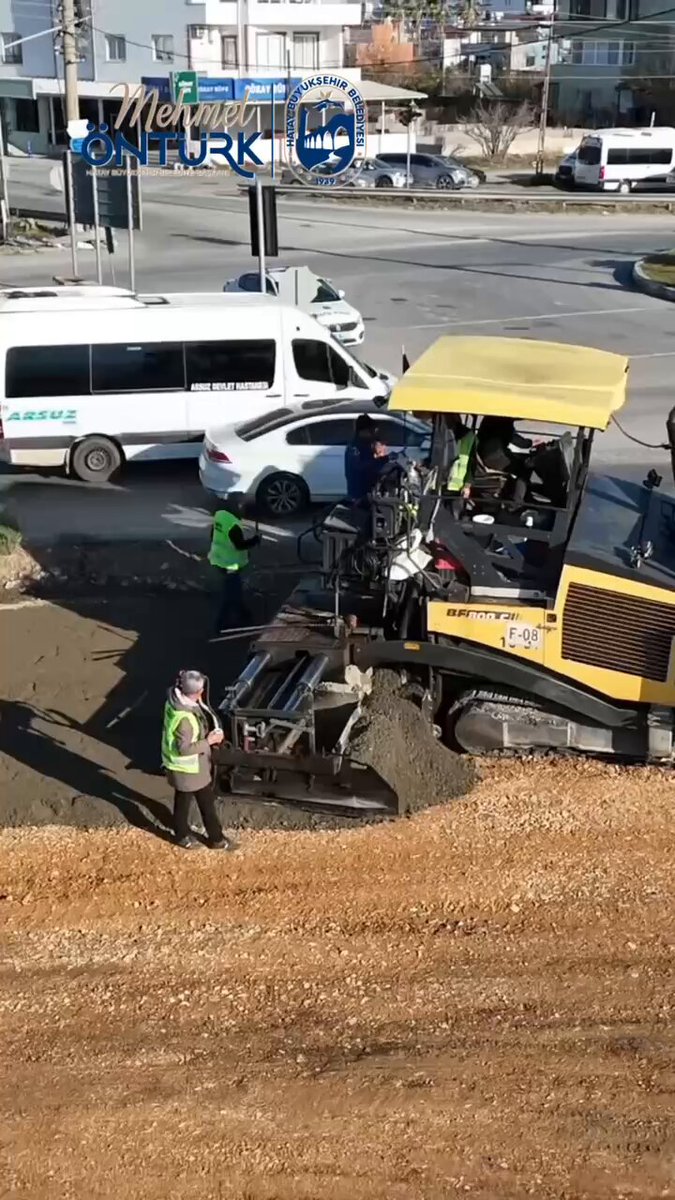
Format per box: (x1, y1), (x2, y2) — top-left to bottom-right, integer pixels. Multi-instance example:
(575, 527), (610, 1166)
(0, 0), (384, 157)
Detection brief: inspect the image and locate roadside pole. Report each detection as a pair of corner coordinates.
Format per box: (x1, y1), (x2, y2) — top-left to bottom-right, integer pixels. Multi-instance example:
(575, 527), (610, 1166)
(0, 112), (10, 242)
(406, 122), (412, 190)
(62, 0), (80, 123)
(91, 167), (103, 285)
(126, 158), (136, 292)
(535, 20), (554, 177)
(255, 174), (266, 291)
(64, 147), (79, 277)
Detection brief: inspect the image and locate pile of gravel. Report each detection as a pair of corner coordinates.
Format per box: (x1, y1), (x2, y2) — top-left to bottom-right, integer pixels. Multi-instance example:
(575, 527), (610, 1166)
(349, 670), (475, 815)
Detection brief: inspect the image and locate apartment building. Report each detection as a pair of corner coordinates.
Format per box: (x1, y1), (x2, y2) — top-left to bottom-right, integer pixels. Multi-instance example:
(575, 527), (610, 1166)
(0, 0), (417, 157)
(552, 0), (675, 125)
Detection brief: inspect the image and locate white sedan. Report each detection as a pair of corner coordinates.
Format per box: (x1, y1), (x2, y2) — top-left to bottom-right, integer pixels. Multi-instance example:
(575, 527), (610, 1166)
(199, 406), (430, 517)
(223, 266), (365, 347)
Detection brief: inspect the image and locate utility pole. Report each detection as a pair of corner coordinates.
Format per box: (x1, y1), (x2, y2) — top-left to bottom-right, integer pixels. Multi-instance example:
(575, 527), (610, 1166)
(535, 19), (554, 177)
(62, 0), (80, 123)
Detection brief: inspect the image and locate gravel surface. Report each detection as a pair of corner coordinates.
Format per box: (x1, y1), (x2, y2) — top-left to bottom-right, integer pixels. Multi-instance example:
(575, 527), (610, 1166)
(1, 760), (673, 1199)
(1, 598), (673, 1197)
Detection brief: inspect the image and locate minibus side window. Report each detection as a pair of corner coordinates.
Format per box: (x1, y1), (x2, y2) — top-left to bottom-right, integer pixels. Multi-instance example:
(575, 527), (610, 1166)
(6, 345), (91, 398)
(91, 343), (185, 393)
(293, 339), (362, 389)
(185, 340), (276, 390)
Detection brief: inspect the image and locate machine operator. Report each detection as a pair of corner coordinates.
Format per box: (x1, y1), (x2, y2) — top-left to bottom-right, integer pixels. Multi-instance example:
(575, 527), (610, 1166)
(344, 415), (390, 502)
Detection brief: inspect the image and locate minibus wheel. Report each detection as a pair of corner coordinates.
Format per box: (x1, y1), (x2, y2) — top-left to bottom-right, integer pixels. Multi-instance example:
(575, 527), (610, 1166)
(618, 180), (632, 194)
(70, 436), (122, 483)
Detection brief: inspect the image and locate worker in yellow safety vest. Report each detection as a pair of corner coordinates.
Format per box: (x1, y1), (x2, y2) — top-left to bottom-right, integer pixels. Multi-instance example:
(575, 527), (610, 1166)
(209, 502), (260, 635)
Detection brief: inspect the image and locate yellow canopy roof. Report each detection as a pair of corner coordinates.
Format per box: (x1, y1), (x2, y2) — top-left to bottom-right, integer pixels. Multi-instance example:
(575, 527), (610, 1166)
(389, 336), (629, 430)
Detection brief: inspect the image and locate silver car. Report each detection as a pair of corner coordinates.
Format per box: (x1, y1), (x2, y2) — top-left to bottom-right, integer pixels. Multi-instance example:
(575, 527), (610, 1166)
(376, 152), (467, 189)
(352, 157), (407, 189)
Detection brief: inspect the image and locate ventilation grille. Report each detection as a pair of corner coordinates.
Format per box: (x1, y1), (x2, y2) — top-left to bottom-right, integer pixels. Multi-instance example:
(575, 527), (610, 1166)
(562, 583), (675, 681)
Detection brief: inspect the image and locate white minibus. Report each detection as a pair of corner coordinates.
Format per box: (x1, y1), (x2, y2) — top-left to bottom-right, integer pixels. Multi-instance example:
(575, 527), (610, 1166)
(573, 127), (675, 193)
(0, 286), (394, 482)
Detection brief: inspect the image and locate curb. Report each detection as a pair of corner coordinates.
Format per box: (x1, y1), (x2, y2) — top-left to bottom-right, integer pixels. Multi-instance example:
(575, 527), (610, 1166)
(632, 259), (675, 302)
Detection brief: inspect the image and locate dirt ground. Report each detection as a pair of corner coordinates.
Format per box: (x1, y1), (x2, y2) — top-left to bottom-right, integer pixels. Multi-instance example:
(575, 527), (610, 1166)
(0, 599), (674, 1199)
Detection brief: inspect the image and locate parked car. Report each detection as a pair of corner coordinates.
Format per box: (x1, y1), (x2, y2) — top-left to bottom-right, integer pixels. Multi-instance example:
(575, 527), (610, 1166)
(377, 152), (466, 189)
(352, 157), (407, 189)
(439, 155), (483, 188)
(280, 162), (356, 186)
(555, 149), (578, 188)
(223, 266), (365, 346)
(199, 404), (430, 517)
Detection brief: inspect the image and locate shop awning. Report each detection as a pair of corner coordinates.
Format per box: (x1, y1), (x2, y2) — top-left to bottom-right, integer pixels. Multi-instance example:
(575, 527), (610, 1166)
(356, 79), (427, 102)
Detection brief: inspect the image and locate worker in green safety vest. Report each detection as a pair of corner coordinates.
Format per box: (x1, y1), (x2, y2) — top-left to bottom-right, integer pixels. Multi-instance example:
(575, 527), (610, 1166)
(209, 501), (260, 636)
(440, 415), (475, 496)
(446, 429), (476, 493)
(161, 668), (230, 850)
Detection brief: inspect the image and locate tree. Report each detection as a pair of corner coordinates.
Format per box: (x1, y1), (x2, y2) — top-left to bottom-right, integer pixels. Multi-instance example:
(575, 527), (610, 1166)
(380, 0), (485, 41)
(459, 100), (533, 160)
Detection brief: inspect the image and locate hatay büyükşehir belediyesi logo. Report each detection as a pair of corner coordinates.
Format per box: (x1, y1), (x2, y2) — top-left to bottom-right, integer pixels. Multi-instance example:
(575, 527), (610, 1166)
(285, 75), (366, 186)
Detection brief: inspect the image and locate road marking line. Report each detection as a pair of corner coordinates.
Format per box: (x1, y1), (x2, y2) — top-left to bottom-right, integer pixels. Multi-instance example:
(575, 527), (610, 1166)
(407, 304), (652, 330)
(630, 351), (675, 359)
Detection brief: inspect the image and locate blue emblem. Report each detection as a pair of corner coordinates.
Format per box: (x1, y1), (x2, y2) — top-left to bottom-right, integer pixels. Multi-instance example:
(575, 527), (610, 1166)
(285, 75), (367, 187)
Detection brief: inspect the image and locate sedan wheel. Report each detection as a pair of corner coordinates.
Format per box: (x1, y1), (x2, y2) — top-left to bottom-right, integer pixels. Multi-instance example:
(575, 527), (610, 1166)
(375, 175), (394, 188)
(436, 174), (457, 190)
(257, 472), (309, 518)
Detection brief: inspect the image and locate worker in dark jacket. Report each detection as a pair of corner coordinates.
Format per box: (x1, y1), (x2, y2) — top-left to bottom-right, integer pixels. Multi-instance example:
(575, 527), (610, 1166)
(476, 417), (533, 474)
(344, 415), (389, 502)
(161, 669), (230, 850)
(209, 501), (260, 635)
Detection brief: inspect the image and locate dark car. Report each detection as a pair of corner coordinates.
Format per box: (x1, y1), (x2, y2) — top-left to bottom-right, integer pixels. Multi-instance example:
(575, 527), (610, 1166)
(377, 152), (466, 189)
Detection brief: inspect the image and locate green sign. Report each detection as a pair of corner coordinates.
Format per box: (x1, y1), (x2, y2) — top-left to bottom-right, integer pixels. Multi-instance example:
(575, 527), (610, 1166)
(171, 71), (199, 105)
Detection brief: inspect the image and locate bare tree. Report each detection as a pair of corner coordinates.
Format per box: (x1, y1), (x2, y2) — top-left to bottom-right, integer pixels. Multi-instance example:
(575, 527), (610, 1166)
(459, 100), (533, 160)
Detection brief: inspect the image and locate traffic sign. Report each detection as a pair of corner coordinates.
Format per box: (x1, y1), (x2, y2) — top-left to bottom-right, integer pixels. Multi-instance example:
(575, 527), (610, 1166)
(65, 154), (142, 231)
(171, 71), (199, 105)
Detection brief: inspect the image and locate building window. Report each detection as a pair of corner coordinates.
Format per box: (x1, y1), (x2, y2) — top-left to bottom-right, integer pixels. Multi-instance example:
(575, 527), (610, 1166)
(14, 99), (40, 133)
(292, 32), (319, 70)
(221, 35), (237, 67)
(570, 38), (634, 65)
(152, 34), (174, 64)
(105, 34), (126, 63)
(256, 32), (285, 68)
(569, 0), (627, 15)
(1, 32), (22, 64)
(525, 53), (536, 67)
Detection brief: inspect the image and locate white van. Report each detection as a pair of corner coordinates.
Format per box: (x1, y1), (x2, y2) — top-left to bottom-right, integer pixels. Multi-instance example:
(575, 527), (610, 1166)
(0, 286), (394, 482)
(574, 127), (675, 193)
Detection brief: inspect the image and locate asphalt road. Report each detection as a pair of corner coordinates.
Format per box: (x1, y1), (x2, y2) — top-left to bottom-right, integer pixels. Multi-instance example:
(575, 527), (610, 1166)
(1, 162), (674, 545)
